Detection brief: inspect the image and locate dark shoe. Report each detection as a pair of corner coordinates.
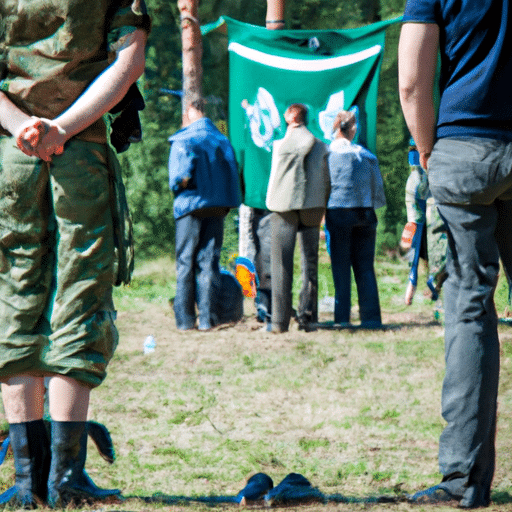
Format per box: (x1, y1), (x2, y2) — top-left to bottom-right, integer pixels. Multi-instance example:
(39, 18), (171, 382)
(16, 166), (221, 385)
(298, 321), (317, 332)
(407, 484), (460, 504)
(264, 473), (325, 506)
(0, 420), (51, 508)
(360, 320), (383, 329)
(47, 421), (120, 508)
(236, 472), (274, 504)
(297, 313), (315, 331)
(459, 485), (490, 509)
(271, 324), (288, 333)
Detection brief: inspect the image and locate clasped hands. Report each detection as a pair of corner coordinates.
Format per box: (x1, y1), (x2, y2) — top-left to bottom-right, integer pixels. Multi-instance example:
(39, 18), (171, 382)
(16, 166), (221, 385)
(15, 117), (66, 162)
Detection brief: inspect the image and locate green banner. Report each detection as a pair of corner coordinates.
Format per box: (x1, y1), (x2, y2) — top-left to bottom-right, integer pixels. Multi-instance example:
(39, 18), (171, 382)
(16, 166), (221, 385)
(203, 16), (401, 208)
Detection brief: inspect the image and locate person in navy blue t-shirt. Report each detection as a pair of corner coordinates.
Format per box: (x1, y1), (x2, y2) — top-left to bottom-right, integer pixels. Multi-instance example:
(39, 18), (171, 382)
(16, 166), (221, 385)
(399, 0), (512, 508)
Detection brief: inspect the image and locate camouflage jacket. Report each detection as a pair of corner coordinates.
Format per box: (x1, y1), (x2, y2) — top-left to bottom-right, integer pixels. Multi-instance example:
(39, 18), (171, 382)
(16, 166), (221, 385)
(0, 0), (150, 141)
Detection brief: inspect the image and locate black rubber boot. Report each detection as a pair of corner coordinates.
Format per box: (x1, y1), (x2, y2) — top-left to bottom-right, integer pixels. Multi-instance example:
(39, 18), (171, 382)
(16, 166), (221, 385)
(0, 420), (50, 508)
(47, 421), (120, 508)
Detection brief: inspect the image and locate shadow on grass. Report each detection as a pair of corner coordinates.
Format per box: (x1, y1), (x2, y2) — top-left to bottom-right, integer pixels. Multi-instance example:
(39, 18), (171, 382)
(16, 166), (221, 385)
(123, 473), (406, 507)
(122, 490), (512, 508)
(311, 321), (441, 331)
(123, 492), (403, 507)
(491, 491), (512, 504)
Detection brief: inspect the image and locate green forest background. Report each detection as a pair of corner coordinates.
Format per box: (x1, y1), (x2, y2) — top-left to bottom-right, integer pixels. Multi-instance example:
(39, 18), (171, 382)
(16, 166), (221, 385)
(120, 0), (410, 260)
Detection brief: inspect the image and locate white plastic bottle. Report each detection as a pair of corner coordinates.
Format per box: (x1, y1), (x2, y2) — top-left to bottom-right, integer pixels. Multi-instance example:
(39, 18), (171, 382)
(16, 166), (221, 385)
(143, 335), (156, 354)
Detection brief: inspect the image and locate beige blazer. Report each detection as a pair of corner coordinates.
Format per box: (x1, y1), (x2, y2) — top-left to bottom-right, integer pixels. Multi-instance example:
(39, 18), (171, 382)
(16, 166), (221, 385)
(266, 125), (330, 212)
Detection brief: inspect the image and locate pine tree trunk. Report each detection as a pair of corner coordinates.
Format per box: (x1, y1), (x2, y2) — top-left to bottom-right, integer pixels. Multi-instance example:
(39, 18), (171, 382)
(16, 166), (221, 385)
(360, 0), (381, 22)
(266, 0), (286, 29)
(178, 0), (203, 125)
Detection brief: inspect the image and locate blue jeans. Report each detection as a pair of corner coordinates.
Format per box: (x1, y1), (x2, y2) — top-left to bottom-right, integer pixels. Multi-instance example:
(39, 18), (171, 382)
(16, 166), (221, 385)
(427, 137), (512, 502)
(325, 208), (381, 325)
(174, 214), (224, 330)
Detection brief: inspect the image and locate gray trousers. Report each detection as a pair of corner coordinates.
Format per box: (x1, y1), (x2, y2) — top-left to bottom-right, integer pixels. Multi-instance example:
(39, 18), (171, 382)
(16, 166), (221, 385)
(428, 137), (512, 502)
(270, 208), (324, 330)
(247, 208), (273, 322)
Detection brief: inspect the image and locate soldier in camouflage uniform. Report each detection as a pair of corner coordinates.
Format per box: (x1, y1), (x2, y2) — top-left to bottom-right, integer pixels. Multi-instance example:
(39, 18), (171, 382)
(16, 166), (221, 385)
(0, 1), (149, 507)
(402, 141), (448, 305)
(403, 142), (512, 310)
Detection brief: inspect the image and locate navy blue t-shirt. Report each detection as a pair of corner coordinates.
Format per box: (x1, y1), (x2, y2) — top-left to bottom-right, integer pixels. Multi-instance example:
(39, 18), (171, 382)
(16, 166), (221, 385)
(403, 0), (512, 141)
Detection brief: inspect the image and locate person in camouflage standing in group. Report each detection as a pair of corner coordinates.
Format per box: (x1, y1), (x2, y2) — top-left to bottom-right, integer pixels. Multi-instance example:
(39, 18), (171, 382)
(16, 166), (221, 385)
(403, 140), (512, 311)
(401, 140), (448, 305)
(0, 0), (150, 507)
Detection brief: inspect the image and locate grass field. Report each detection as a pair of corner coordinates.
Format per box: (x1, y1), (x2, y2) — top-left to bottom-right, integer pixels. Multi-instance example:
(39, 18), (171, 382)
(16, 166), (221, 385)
(1, 247), (512, 511)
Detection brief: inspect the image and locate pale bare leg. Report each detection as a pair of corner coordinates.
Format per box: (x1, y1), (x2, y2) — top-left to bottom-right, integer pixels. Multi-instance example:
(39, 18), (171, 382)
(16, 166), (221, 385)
(48, 376), (90, 422)
(1, 376), (45, 423)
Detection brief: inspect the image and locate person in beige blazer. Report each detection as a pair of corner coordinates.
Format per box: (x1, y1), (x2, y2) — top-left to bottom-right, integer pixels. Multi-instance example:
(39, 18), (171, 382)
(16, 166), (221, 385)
(266, 104), (330, 332)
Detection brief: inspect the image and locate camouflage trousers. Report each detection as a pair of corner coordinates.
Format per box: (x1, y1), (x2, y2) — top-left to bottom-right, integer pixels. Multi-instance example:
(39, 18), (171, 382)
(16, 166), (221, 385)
(0, 137), (119, 388)
(426, 196), (448, 289)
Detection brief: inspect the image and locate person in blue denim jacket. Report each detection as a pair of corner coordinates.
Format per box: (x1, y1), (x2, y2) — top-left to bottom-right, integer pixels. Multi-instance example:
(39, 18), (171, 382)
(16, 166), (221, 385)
(168, 99), (242, 330)
(325, 109), (386, 327)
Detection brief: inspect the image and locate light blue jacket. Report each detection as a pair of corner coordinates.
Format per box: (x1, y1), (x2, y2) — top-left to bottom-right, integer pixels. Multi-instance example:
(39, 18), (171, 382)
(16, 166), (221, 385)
(168, 117), (242, 219)
(327, 138), (386, 209)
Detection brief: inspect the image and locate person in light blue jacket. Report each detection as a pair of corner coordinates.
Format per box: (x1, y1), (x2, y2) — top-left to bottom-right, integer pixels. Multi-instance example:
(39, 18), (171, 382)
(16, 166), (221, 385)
(168, 99), (242, 330)
(325, 109), (386, 327)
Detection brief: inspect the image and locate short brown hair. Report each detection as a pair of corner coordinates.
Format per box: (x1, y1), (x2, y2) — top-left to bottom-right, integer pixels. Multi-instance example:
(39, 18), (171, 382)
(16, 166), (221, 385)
(189, 98), (206, 114)
(332, 110), (356, 134)
(285, 103), (308, 124)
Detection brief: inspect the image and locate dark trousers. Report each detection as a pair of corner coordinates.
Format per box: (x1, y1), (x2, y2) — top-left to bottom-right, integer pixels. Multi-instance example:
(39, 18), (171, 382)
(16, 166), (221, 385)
(270, 208), (323, 331)
(174, 214), (224, 330)
(325, 207), (381, 325)
(251, 209), (273, 322)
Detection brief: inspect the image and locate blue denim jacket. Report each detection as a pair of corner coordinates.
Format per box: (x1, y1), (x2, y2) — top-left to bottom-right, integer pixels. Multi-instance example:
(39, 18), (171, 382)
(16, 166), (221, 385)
(327, 138), (386, 209)
(168, 118), (242, 219)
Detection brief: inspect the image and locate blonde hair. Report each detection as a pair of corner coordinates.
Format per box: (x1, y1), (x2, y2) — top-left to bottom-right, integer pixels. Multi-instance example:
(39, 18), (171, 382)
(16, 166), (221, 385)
(332, 110), (356, 135)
